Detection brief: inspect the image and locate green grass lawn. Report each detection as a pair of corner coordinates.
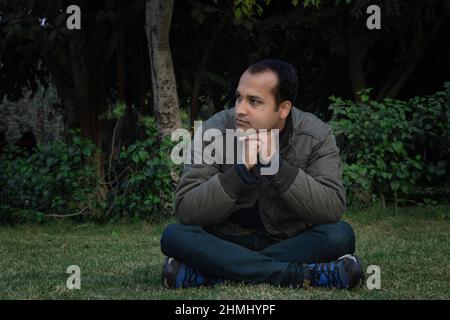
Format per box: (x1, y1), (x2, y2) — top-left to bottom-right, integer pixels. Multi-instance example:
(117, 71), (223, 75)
(0, 203), (449, 300)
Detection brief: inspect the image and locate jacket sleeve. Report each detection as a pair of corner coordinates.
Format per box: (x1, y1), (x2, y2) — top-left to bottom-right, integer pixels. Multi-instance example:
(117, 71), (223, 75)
(174, 129), (251, 227)
(270, 132), (347, 225)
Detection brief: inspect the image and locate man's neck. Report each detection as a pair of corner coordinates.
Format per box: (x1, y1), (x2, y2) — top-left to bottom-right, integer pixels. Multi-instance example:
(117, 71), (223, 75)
(273, 116), (287, 133)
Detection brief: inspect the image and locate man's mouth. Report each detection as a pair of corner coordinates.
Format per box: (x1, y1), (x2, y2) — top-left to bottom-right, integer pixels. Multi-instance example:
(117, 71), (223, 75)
(236, 119), (249, 125)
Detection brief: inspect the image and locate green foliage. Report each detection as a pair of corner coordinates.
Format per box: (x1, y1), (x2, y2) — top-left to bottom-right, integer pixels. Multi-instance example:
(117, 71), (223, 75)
(0, 116), (181, 224)
(233, 0), (320, 23)
(328, 83), (450, 206)
(234, 0), (266, 22)
(0, 129), (99, 223)
(99, 103), (126, 121)
(104, 116), (181, 222)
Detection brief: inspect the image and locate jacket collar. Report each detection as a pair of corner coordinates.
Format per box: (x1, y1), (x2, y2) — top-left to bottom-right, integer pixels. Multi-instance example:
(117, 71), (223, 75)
(279, 108), (294, 153)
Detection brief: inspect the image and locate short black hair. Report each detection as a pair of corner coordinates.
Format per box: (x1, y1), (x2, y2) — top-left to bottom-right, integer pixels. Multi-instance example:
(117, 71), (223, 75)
(246, 59), (298, 106)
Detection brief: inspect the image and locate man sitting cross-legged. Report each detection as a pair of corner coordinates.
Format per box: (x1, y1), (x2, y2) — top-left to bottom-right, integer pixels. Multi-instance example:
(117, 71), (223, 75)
(160, 59), (364, 290)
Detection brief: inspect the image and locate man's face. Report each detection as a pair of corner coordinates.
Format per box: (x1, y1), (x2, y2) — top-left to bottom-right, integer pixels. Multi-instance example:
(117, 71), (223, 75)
(234, 70), (283, 131)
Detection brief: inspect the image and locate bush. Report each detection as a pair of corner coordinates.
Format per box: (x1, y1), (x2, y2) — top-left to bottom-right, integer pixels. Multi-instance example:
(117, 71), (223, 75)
(0, 115), (181, 224)
(328, 83), (450, 207)
(0, 129), (100, 223)
(105, 115), (180, 221)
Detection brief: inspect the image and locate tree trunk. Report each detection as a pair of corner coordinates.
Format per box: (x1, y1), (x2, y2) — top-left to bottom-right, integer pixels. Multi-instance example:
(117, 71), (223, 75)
(69, 41), (108, 200)
(347, 18), (368, 103)
(145, 0), (181, 137)
(43, 34), (108, 202)
(190, 15), (228, 126)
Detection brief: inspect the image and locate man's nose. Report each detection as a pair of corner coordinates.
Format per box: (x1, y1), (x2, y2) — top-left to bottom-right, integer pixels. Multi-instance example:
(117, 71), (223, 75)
(235, 98), (248, 115)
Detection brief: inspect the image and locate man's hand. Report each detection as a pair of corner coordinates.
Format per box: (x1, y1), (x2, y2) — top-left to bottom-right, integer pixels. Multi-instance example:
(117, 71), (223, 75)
(258, 130), (277, 164)
(239, 133), (259, 170)
(238, 131), (277, 170)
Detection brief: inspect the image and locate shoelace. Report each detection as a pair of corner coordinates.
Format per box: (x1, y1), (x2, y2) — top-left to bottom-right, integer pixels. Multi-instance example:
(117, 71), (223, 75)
(310, 262), (344, 288)
(181, 265), (201, 288)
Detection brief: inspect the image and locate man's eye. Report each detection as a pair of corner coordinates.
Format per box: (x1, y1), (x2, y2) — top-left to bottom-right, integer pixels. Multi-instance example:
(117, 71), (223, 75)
(250, 99), (260, 105)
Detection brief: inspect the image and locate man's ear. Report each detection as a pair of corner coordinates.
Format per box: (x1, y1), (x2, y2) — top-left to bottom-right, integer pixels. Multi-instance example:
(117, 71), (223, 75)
(279, 101), (292, 119)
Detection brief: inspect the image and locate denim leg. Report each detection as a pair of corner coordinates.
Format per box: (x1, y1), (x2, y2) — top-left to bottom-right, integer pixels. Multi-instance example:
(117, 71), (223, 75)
(160, 223), (305, 287)
(258, 221), (356, 263)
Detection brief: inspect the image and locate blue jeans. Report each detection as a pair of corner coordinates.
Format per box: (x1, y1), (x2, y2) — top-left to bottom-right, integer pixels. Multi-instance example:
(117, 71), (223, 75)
(160, 221), (355, 287)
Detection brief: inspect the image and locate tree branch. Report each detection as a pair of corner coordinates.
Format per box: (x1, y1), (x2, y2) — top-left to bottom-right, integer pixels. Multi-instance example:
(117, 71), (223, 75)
(376, 12), (447, 100)
(44, 206), (90, 218)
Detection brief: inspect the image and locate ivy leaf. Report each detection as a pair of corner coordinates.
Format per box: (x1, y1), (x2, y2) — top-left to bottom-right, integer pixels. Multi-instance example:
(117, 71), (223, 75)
(138, 150), (150, 161)
(390, 180), (400, 191)
(83, 148), (92, 157)
(392, 141), (404, 154)
(235, 7), (242, 19)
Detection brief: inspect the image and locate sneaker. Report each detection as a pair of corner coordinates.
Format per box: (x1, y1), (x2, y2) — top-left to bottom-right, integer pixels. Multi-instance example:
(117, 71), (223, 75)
(161, 257), (224, 289)
(304, 254), (364, 289)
